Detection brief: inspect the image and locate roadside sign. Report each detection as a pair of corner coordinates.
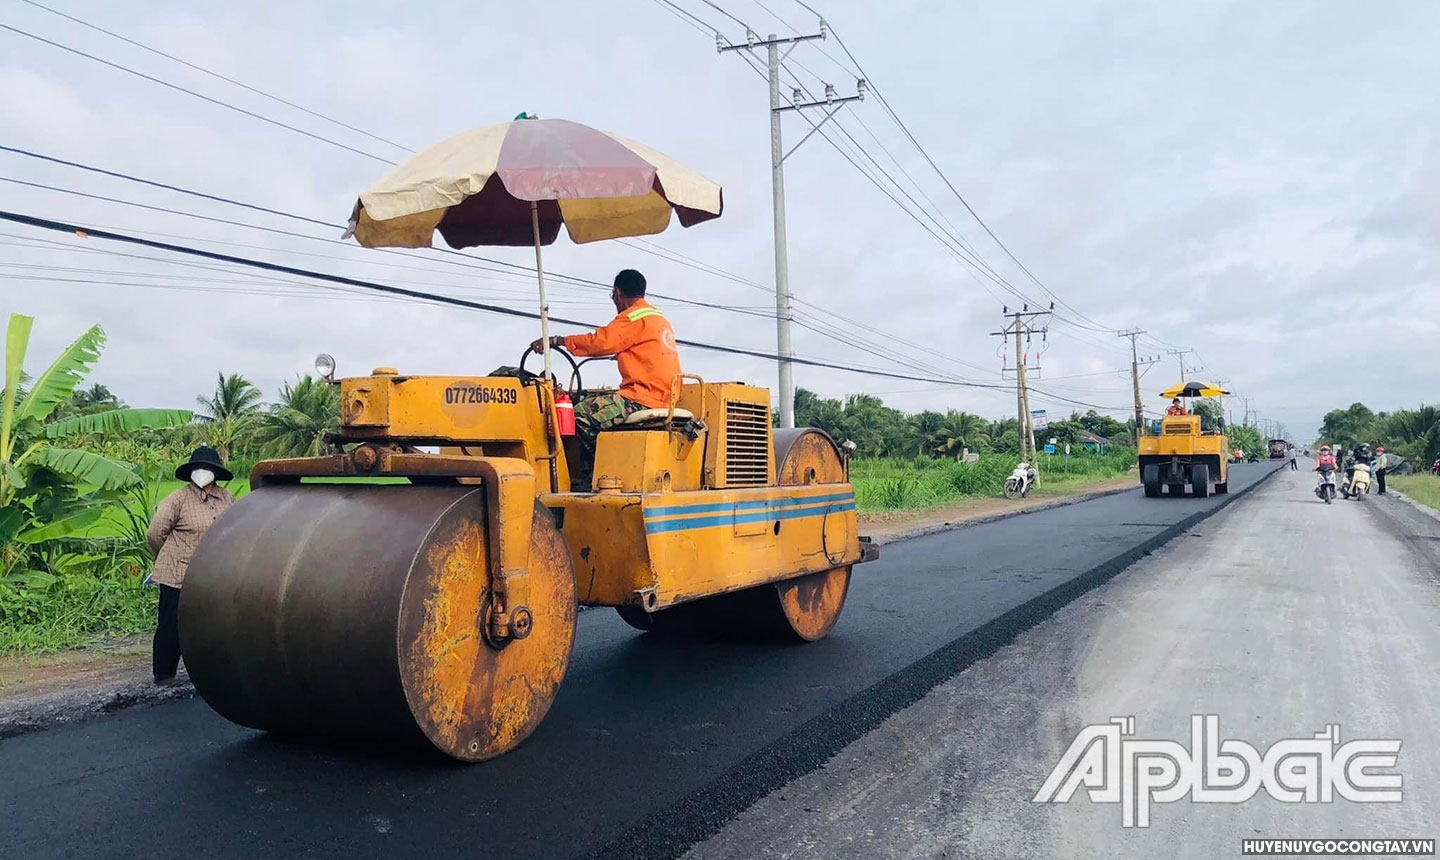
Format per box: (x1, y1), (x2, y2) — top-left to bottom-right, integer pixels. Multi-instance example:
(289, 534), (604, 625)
(1032, 409), (1048, 431)
(1044, 443), (1057, 454)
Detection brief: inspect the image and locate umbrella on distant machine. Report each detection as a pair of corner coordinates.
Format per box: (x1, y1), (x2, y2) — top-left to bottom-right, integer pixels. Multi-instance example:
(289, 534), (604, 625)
(344, 114), (724, 380)
(1160, 381), (1230, 399)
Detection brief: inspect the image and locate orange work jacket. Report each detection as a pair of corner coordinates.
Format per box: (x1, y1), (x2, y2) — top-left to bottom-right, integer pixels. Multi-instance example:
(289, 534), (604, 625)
(563, 300), (680, 409)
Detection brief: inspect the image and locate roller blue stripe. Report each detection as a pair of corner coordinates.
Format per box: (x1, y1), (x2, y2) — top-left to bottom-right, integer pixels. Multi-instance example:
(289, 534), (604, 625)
(644, 491), (855, 521)
(644, 501), (856, 535)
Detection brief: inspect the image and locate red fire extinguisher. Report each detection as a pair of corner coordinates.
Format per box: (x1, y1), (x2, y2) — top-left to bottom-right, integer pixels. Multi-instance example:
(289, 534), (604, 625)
(555, 391), (576, 436)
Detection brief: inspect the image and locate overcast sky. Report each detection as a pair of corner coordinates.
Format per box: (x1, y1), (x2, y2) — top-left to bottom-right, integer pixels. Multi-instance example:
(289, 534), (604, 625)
(3, 0), (1436, 440)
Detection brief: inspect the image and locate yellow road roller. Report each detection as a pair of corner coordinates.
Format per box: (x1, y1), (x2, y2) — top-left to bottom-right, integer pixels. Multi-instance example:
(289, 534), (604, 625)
(180, 349), (878, 761)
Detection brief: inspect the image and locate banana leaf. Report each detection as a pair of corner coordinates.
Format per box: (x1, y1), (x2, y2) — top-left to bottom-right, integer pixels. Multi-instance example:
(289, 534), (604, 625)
(28, 447), (144, 490)
(1, 570), (58, 590)
(2, 314), (33, 463)
(44, 408), (194, 439)
(14, 505), (106, 543)
(0, 504), (24, 543)
(15, 323), (105, 426)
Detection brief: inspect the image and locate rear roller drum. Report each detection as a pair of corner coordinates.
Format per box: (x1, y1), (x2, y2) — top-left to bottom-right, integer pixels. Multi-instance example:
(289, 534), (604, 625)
(617, 428), (853, 643)
(181, 485), (577, 761)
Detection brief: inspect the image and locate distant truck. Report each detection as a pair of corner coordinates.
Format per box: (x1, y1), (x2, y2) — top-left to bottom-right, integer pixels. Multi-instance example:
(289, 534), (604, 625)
(1268, 439), (1288, 459)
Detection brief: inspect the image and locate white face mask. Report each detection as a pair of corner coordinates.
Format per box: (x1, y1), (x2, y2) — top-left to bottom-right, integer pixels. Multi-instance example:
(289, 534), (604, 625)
(190, 468), (215, 488)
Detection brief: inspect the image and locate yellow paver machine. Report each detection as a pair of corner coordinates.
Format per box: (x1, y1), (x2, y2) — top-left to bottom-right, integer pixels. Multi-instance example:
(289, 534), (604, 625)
(178, 117), (877, 761)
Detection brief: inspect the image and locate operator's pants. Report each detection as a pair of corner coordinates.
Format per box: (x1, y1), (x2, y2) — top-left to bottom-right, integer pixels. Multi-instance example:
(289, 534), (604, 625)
(153, 584), (181, 681)
(1376, 469), (1386, 493)
(571, 393), (645, 490)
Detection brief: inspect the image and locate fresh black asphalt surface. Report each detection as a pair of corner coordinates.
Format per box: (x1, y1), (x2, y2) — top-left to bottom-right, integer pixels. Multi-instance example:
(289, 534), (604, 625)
(0, 463), (1278, 860)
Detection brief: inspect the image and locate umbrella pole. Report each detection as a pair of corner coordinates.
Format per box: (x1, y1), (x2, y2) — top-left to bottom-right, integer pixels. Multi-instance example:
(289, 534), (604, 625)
(532, 201), (554, 383)
(531, 200), (560, 494)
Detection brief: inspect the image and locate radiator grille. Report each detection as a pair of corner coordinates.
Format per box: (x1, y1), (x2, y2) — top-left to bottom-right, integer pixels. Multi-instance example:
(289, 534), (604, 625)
(1163, 424), (1190, 435)
(724, 400), (771, 486)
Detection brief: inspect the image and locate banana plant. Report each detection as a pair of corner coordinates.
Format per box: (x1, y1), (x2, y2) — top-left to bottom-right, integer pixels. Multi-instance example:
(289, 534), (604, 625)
(1, 313), (192, 584)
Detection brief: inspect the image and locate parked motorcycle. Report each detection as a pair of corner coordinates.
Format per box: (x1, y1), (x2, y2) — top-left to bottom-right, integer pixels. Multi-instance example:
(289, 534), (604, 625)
(1342, 462), (1372, 500)
(1315, 468), (1337, 504)
(1004, 462), (1036, 500)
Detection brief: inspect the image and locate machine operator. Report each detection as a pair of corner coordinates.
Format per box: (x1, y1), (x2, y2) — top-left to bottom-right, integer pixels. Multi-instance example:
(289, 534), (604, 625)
(531, 268), (680, 488)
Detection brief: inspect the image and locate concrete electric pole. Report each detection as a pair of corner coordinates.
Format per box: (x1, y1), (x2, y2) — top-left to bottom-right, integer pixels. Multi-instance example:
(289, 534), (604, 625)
(1166, 348), (1195, 382)
(992, 305), (1052, 464)
(719, 25), (866, 428)
(1118, 329), (1160, 441)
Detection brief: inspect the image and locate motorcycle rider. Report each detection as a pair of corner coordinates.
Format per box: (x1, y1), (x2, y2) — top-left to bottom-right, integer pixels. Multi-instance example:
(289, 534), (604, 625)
(1314, 444), (1337, 498)
(1342, 443), (1371, 496)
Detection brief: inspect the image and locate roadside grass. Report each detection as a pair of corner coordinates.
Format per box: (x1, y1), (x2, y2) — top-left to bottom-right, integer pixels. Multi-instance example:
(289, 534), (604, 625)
(0, 576), (156, 654)
(1389, 474), (1440, 514)
(852, 449), (1136, 513)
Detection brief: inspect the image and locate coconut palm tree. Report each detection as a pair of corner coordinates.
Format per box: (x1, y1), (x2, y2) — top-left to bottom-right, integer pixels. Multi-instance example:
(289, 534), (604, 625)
(911, 410), (945, 457)
(196, 372), (264, 460)
(935, 410), (989, 458)
(252, 375), (340, 458)
(196, 372), (264, 421)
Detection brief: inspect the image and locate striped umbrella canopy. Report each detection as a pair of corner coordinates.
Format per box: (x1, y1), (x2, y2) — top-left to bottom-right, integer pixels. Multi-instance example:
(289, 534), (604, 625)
(1160, 381), (1230, 399)
(343, 115), (724, 405)
(345, 115), (724, 249)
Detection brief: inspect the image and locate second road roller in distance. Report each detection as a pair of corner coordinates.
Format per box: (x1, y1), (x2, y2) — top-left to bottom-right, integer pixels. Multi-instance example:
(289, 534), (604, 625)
(180, 347), (878, 761)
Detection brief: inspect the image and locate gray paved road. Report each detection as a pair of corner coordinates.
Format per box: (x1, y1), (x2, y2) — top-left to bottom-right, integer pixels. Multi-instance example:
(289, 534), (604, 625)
(0, 464), (1277, 860)
(685, 464), (1440, 859)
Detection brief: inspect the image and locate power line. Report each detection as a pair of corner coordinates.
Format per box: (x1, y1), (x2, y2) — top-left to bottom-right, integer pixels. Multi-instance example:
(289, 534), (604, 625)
(17, 0), (413, 153)
(17, 2), (1194, 395)
(0, 23), (395, 165)
(0, 208), (1028, 390)
(7, 15), (1011, 386)
(0, 169), (781, 319)
(3, 144), (978, 377)
(787, 4), (1121, 334)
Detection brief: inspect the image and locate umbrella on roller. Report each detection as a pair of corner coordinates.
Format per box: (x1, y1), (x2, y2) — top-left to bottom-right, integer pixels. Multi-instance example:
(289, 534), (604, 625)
(344, 113), (724, 381)
(1159, 381), (1230, 399)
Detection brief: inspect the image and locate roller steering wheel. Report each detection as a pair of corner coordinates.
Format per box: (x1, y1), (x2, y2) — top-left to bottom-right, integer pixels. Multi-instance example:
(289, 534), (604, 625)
(520, 343), (584, 400)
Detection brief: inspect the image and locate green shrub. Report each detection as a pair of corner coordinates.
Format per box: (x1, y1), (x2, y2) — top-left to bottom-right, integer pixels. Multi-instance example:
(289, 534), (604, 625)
(0, 572), (156, 653)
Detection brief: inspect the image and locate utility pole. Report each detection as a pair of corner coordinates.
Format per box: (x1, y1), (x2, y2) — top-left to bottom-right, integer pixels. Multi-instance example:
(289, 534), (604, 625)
(1213, 377), (1229, 424)
(719, 25), (866, 428)
(1240, 397), (1253, 427)
(1166, 348), (1195, 381)
(992, 305), (1052, 464)
(1118, 329), (1160, 439)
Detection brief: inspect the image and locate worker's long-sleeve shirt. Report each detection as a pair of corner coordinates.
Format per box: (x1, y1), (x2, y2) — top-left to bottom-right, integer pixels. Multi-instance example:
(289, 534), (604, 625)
(563, 299), (680, 409)
(146, 483), (234, 587)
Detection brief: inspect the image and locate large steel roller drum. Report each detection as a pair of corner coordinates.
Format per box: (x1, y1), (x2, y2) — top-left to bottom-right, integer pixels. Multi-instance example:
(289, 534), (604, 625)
(180, 484), (577, 761)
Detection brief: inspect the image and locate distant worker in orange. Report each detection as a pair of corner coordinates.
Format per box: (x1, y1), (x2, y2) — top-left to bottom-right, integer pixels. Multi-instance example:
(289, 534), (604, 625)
(1166, 397), (1188, 416)
(531, 268), (680, 486)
